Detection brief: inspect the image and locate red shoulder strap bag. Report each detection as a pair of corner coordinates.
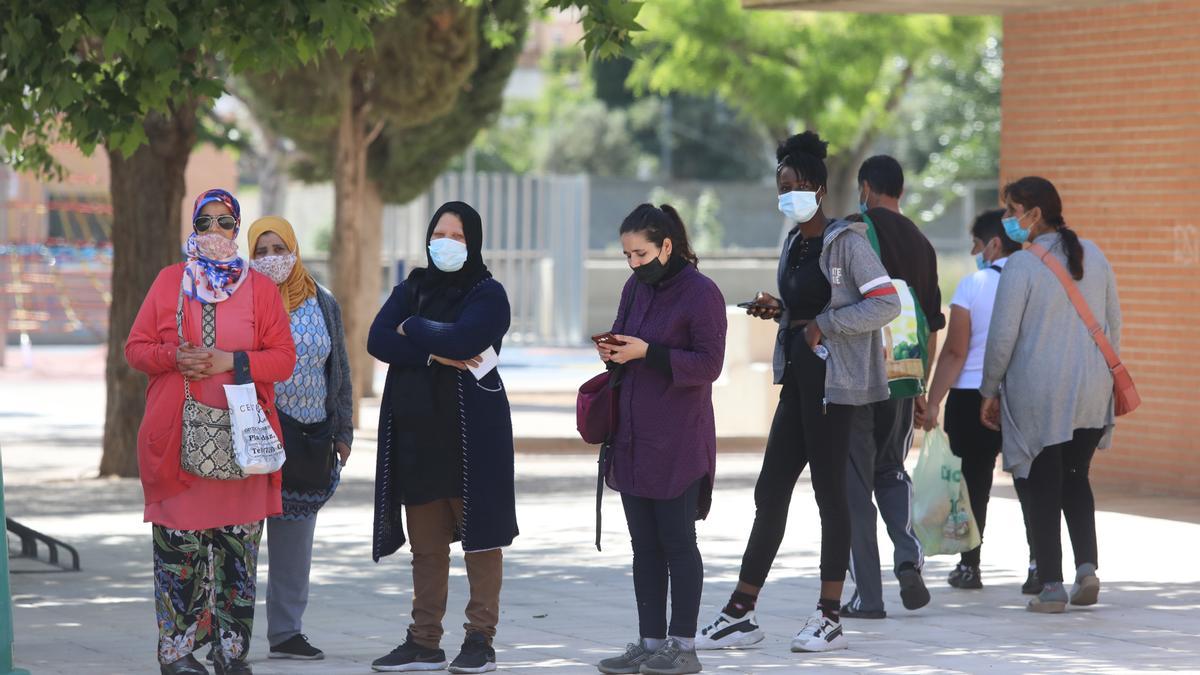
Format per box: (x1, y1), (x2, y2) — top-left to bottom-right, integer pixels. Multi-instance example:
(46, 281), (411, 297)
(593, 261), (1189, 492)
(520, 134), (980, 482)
(1028, 243), (1141, 416)
(577, 286), (635, 551)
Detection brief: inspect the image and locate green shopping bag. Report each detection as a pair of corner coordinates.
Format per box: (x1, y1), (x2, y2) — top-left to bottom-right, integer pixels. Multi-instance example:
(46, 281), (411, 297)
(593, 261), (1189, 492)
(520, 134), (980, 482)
(911, 428), (982, 556)
(863, 212), (930, 399)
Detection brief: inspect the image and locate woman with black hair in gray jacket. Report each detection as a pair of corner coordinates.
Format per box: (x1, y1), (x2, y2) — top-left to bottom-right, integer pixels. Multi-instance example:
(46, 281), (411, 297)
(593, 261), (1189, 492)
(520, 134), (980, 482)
(981, 176), (1121, 614)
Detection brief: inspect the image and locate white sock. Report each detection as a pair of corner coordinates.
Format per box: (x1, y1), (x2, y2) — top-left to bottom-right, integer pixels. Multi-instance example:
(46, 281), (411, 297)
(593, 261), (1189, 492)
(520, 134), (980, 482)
(642, 637), (664, 651)
(669, 636), (695, 650)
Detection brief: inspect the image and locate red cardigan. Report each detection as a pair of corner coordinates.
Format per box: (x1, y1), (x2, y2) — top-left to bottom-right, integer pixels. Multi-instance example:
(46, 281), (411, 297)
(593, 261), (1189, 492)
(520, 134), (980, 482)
(125, 263), (296, 505)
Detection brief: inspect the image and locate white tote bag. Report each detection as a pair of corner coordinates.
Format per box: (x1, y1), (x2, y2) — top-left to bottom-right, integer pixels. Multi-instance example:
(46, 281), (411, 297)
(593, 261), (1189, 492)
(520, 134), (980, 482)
(223, 383), (286, 474)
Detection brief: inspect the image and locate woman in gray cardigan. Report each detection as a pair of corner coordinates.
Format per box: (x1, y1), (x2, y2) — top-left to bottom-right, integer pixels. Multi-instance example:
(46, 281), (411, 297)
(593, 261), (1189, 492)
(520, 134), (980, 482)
(247, 217), (354, 661)
(980, 177), (1120, 614)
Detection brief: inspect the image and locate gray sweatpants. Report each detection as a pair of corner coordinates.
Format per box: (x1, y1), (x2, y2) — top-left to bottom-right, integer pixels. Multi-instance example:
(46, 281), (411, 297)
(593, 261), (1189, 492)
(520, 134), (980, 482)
(266, 515), (319, 646)
(846, 397), (924, 613)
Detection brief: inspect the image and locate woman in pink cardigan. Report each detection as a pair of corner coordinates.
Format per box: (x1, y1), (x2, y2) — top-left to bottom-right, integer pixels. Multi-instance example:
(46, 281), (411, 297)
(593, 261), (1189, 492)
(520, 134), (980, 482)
(125, 188), (295, 675)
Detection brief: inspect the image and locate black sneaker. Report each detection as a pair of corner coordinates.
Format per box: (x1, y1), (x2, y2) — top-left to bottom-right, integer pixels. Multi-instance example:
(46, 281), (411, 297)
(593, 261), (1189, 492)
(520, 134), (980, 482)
(1022, 565), (1042, 595)
(839, 603), (887, 619)
(448, 632), (496, 674)
(957, 565), (983, 590)
(160, 654), (209, 675)
(269, 633), (324, 660)
(948, 564), (966, 588)
(898, 567), (931, 610)
(372, 630), (448, 672)
(212, 651), (252, 675)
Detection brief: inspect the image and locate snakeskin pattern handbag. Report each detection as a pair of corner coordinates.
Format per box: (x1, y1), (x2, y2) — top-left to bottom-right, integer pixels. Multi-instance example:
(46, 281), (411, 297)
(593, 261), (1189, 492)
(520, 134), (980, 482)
(176, 280), (245, 480)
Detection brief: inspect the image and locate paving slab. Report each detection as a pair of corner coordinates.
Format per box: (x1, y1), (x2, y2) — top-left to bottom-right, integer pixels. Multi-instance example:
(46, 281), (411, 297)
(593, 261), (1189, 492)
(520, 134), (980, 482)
(4, 353), (1200, 674)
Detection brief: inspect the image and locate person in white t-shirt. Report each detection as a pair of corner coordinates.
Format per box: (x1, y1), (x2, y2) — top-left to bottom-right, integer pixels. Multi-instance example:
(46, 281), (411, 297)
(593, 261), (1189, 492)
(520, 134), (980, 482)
(918, 209), (1038, 594)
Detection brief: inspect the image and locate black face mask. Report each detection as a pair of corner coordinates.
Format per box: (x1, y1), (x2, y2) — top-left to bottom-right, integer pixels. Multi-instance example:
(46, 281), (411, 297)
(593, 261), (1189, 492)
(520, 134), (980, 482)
(633, 257), (668, 285)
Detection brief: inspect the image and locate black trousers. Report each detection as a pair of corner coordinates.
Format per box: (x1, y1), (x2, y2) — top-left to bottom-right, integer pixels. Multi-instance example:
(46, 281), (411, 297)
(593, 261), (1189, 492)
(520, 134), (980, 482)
(1027, 427), (1105, 584)
(944, 388), (1036, 567)
(739, 333), (853, 586)
(621, 478), (704, 639)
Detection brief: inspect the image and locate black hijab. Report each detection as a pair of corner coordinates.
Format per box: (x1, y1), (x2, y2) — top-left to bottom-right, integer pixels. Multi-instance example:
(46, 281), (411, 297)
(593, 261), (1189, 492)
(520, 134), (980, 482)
(389, 202), (491, 493)
(407, 201), (491, 321)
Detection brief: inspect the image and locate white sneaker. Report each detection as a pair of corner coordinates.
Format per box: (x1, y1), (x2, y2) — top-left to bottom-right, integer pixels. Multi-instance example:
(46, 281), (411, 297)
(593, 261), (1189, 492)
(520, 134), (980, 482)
(695, 610), (765, 650)
(790, 610), (847, 653)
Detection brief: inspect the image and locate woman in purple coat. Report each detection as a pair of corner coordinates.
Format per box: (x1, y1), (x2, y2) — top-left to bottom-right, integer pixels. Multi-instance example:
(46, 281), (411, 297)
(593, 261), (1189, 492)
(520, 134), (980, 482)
(595, 204), (727, 675)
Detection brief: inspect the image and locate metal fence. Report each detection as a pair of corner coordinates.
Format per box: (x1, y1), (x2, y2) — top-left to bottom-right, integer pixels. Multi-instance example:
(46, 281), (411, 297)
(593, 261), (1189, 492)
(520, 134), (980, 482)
(382, 172), (590, 346)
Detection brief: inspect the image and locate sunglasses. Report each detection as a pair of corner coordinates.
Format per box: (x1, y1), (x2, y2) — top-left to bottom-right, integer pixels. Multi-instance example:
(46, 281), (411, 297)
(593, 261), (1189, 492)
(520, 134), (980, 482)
(194, 215), (238, 232)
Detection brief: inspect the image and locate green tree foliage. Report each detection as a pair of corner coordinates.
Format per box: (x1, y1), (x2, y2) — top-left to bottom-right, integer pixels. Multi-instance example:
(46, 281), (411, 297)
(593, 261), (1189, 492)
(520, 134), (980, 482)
(466, 49), (768, 181)
(243, 5), (480, 160)
(892, 28), (1002, 224)
(627, 96), (768, 181)
(624, 0), (989, 210)
(539, 100), (644, 176)
(595, 56), (768, 181)
(0, 0), (642, 474)
(0, 1), (382, 477)
(243, 1), (532, 400)
(0, 2), (379, 175)
(544, 0), (645, 60)
(364, 0), (530, 204)
(243, 2), (482, 403)
(244, 2), (641, 404)
(648, 186), (724, 254)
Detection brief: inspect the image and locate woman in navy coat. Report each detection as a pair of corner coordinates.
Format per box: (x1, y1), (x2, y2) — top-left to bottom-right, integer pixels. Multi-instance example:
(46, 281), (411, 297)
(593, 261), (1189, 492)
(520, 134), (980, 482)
(367, 201), (516, 674)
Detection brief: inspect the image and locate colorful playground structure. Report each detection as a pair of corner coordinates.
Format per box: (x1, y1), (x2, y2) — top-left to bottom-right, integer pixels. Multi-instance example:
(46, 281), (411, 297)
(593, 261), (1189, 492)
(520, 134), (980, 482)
(1, 196), (113, 345)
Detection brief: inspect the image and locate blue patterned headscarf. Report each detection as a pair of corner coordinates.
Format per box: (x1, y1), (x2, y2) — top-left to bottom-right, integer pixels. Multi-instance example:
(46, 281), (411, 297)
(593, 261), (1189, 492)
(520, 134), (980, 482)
(184, 188), (246, 303)
(191, 188), (241, 235)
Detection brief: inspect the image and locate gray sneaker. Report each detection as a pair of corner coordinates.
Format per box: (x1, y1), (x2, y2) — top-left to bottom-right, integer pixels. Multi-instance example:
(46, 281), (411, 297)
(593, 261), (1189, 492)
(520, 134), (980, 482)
(1070, 563), (1100, 606)
(598, 640), (653, 675)
(1027, 582), (1069, 613)
(639, 638), (702, 675)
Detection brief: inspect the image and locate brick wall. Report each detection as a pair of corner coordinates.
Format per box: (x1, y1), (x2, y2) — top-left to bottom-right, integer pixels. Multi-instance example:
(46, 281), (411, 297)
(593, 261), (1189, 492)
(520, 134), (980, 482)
(1001, 1), (1200, 494)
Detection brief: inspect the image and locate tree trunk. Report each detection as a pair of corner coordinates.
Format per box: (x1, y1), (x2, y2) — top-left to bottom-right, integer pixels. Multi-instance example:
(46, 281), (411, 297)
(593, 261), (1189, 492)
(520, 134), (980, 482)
(356, 179), (384, 398)
(330, 72), (371, 425)
(258, 127), (288, 216)
(100, 106), (198, 477)
(827, 153), (867, 219)
(830, 62), (917, 217)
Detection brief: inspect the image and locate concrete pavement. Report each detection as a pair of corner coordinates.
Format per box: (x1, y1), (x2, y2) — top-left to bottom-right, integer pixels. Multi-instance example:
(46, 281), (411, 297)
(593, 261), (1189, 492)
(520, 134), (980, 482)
(4, 349), (1200, 674)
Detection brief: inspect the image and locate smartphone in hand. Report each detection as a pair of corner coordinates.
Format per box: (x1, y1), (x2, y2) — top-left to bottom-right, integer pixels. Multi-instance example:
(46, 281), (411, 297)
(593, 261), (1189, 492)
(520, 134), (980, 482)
(737, 301), (776, 311)
(591, 332), (627, 346)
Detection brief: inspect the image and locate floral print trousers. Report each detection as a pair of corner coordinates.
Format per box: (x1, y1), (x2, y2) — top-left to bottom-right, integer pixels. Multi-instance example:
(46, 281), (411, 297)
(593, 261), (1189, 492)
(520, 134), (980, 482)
(153, 521), (264, 665)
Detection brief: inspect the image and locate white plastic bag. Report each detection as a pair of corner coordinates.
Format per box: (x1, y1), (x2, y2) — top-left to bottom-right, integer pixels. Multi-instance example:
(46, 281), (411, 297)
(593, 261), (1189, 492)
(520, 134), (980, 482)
(223, 383), (286, 475)
(911, 428), (981, 556)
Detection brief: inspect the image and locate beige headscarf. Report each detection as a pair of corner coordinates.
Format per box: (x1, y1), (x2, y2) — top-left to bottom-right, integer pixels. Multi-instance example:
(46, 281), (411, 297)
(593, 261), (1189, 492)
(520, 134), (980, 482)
(247, 216), (318, 313)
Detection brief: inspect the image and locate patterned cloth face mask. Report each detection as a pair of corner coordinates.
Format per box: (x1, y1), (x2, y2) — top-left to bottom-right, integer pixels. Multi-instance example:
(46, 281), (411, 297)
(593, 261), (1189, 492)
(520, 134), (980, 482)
(190, 232), (239, 261)
(251, 254), (297, 284)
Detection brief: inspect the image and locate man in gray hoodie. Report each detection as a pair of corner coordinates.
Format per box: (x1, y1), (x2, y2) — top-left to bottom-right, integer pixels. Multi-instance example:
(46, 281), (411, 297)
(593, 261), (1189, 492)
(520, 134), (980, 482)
(841, 156), (945, 619)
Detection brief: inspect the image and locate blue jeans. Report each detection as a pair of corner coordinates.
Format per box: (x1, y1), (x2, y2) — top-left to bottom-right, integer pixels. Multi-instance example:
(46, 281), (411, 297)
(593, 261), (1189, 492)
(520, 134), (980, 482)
(621, 478), (704, 639)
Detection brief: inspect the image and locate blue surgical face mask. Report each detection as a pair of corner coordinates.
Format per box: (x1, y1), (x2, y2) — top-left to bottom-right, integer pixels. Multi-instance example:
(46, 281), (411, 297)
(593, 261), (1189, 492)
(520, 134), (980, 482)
(778, 190), (821, 223)
(429, 237), (468, 272)
(1002, 213), (1030, 244)
(975, 252), (988, 271)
